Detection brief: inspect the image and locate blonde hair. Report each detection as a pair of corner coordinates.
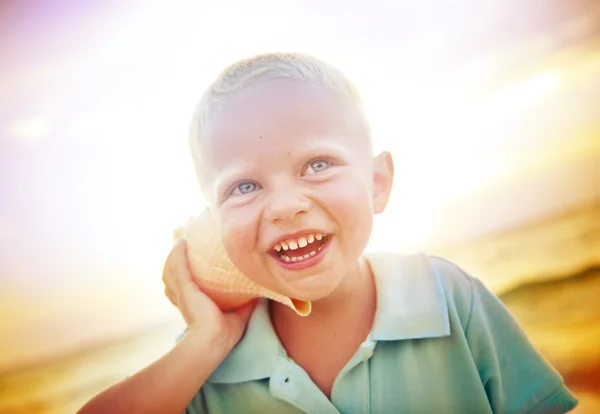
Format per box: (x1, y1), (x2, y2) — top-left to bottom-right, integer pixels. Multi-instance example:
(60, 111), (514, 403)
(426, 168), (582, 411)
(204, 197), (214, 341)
(188, 52), (372, 187)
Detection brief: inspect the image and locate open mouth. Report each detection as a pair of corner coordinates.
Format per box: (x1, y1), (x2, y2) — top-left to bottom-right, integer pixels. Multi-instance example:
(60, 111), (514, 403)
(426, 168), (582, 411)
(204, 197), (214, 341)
(271, 232), (330, 264)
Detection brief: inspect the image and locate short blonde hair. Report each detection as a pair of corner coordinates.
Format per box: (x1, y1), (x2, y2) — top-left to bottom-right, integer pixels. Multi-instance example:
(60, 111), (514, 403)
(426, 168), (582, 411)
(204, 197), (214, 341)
(188, 52), (372, 187)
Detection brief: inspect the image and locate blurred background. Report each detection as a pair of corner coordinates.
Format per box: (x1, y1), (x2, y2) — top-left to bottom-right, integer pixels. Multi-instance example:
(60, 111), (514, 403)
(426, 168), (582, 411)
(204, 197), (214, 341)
(0, 0), (599, 412)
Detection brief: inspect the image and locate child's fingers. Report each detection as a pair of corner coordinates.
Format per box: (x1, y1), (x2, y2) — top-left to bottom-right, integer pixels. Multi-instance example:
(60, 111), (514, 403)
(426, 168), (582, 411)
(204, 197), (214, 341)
(223, 299), (259, 345)
(162, 239), (200, 308)
(162, 239), (192, 290)
(225, 299), (258, 328)
(231, 299), (259, 321)
(164, 239), (215, 307)
(162, 240), (183, 286)
(164, 286), (176, 306)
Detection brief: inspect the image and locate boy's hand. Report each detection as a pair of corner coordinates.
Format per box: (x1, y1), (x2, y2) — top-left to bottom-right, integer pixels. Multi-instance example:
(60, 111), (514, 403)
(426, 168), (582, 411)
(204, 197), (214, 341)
(162, 239), (257, 354)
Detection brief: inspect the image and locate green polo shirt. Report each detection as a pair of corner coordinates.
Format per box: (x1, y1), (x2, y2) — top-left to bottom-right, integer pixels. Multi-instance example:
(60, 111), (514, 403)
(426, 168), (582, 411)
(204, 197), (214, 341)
(185, 253), (578, 413)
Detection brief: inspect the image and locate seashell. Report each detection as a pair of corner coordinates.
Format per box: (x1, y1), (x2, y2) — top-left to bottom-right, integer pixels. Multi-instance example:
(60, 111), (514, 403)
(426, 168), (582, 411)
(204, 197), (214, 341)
(174, 208), (311, 316)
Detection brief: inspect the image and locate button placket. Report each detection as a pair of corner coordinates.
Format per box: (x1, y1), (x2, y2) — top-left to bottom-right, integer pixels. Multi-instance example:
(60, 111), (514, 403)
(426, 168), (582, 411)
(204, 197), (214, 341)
(270, 357), (340, 414)
(330, 339), (376, 413)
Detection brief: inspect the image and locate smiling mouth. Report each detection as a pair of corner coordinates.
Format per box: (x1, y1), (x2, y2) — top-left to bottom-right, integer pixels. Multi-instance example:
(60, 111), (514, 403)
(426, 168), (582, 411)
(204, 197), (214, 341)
(271, 233), (330, 263)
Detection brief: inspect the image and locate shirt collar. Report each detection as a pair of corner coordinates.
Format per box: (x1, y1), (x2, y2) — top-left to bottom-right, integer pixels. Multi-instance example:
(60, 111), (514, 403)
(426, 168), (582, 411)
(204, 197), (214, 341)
(207, 298), (284, 384)
(367, 252), (450, 340)
(206, 252), (450, 384)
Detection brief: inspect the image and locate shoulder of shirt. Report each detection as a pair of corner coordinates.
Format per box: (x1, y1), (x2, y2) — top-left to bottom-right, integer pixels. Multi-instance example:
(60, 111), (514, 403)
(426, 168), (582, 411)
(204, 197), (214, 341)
(367, 252), (472, 340)
(426, 254), (477, 334)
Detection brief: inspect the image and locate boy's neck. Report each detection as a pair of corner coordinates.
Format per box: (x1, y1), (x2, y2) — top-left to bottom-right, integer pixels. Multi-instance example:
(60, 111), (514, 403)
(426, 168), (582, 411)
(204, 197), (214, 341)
(270, 257), (377, 330)
(269, 258), (377, 398)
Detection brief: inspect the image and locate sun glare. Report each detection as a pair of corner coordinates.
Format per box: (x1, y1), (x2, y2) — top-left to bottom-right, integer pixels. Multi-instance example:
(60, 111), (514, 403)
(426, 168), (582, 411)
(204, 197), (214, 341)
(91, 31), (571, 264)
(2, 1), (598, 378)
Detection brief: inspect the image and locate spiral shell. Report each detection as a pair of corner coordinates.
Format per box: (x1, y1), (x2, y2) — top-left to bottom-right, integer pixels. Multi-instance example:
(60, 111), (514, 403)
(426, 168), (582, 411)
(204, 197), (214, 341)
(174, 209), (311, 316)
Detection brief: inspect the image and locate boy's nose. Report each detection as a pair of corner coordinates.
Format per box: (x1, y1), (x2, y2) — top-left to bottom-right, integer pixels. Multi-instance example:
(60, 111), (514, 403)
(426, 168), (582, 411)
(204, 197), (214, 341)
(264, 189), (312, 223)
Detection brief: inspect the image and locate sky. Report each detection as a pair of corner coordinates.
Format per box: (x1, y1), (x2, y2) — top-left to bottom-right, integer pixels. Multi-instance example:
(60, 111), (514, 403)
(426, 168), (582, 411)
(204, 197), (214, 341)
(0, 0), (599, 370)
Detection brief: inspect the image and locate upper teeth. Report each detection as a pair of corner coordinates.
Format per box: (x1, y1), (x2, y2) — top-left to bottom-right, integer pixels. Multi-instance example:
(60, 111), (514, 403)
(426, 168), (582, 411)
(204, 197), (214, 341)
(273, 233), (325, 252)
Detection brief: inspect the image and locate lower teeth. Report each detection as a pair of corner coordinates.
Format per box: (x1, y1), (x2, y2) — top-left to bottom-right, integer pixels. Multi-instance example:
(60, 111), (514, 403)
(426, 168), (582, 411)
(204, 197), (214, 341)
(281, 245), (323, 262)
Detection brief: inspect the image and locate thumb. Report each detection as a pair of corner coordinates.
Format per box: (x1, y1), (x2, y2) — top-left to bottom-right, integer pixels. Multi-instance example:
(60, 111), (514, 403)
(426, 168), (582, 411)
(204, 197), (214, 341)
(170, 240), (204, 301)
(224, 299), (259, 342)
(233, 299), (259, 323)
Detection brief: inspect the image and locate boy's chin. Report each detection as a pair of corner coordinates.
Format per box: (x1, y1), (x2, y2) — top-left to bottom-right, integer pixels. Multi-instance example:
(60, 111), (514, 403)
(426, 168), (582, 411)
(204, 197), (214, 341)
(280, 280), (343, 304)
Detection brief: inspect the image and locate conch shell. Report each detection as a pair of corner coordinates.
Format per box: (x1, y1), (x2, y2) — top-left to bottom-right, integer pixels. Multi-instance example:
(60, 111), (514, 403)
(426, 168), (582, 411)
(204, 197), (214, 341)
(174, 209), (311, 316)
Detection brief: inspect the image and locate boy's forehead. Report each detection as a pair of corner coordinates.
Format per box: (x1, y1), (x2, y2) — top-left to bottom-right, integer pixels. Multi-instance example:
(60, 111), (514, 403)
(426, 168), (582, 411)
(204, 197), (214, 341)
(198, 82), (367, 173)
(205, 81), (351, 137)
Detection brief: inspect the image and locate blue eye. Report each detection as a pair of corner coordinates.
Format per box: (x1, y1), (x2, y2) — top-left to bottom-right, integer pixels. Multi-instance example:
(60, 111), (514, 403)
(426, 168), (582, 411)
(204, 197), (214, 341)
(308, 159), (330, 173)
(234, 182), (258, 195)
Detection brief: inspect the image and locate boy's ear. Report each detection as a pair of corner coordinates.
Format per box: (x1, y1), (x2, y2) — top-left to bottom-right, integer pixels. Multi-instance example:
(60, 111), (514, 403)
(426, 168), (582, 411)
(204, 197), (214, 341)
(372, 151), (394, 214)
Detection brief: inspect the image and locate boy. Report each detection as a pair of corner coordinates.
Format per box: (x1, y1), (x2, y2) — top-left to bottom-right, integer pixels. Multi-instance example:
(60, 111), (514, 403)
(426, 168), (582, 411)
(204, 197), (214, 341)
(79, 53), (578, 413)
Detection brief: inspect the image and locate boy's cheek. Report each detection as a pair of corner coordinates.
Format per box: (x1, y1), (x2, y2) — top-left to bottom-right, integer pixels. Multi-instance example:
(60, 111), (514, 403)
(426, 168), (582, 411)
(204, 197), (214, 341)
(217, 212), (255, 256)
(321, 180), (373, 217)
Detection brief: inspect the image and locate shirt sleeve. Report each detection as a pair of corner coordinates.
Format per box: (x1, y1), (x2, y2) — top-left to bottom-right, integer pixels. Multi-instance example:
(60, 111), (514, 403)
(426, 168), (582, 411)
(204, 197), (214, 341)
(466, 277), (578, 414)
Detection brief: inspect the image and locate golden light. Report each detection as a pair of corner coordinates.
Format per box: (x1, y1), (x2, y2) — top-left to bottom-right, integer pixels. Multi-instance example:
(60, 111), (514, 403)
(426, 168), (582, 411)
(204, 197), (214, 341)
(1, 1), (599, 388)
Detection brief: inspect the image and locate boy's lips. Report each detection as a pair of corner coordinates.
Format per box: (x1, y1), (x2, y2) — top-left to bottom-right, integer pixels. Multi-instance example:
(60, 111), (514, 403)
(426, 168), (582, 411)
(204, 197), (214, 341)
(268, 234), (332, 271)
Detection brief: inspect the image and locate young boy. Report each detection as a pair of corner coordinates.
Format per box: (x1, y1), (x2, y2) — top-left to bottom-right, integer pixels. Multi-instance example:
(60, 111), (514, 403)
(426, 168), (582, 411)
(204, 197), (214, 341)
(79, 53), (578, 414)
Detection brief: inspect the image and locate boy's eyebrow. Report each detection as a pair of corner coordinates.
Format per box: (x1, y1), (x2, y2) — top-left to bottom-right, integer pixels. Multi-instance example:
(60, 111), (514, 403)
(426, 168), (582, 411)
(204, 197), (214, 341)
(295, 138), (354, 157)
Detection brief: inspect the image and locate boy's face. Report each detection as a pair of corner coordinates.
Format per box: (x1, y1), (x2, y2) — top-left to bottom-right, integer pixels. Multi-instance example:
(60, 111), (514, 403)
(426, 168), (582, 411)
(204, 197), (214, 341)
(197, 81), (393, 301)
